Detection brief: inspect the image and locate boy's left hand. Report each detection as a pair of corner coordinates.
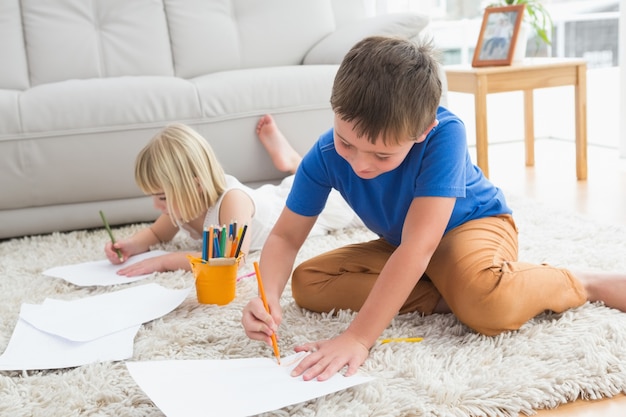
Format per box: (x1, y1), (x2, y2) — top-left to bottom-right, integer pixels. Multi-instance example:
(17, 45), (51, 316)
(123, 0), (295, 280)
(291, 332), (369, 381)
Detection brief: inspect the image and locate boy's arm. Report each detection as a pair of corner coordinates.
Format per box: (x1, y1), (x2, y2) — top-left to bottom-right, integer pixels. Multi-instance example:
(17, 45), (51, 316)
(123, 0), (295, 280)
(242, 207), (317, 344)
(292, 196), (456, 381)
(261, 207), (317, 302)
(347, 196), (455, 342)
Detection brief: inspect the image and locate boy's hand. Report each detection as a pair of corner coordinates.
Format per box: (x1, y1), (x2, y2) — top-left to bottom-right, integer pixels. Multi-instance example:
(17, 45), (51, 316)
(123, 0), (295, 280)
(242, 297), (282, 346)
(291, 332), (369, 381)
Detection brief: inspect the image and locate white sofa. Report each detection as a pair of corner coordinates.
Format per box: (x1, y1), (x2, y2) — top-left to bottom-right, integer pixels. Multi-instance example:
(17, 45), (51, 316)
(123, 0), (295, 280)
(0, 0), (446, 240)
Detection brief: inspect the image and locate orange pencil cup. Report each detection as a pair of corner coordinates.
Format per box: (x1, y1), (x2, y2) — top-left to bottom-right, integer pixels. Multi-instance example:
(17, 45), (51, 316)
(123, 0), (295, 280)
(187, 255), (241, 305)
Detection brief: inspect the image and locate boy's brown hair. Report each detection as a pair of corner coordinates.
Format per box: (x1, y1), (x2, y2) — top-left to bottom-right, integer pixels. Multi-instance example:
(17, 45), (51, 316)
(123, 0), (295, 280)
(330, 36), (442, 145)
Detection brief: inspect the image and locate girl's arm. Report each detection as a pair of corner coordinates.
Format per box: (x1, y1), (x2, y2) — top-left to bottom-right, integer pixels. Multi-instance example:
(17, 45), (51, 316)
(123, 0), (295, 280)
(116, 251), (199, 276)
(105, 214), (178, 264)
(217, 188), (256, 258)
(112, 215), (189, 276)
(148, 213), (181, 244)
(292, 196), (456, 381)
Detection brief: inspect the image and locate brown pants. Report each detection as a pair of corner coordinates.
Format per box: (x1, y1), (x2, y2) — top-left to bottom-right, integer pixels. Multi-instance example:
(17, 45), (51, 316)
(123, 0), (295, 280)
(292, 215), (587, 335)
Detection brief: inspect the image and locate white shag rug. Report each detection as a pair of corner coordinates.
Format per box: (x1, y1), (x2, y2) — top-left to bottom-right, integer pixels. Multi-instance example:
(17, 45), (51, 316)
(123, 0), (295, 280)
(1, 193), (626, 417)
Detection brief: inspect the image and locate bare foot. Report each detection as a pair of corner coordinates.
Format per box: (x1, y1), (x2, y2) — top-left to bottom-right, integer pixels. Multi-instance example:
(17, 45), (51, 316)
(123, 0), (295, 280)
(256, 114), (301, 174)
(573, 269), (626, 312)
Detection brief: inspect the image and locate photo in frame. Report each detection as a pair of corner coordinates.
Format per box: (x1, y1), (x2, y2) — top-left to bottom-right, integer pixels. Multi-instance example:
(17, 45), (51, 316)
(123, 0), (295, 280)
(472, 4), (525, 67)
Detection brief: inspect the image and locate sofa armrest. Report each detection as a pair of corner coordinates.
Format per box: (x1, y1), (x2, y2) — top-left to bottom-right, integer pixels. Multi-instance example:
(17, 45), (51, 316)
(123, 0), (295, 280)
(303, 13), (430, 65)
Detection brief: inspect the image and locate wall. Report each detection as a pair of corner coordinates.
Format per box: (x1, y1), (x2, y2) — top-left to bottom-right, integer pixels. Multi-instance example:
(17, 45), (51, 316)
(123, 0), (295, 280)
(619, 4), (626, 158)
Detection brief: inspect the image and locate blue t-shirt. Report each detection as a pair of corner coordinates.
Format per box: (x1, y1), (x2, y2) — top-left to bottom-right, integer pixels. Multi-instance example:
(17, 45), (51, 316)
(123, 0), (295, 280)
(286, 106), (511, 246)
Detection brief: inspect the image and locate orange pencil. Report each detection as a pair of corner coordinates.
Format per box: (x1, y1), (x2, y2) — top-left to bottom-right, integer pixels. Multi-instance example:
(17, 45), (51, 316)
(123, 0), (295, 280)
(208, 226), (214, 259)
(230, 236), (239, 257)
(253, 261), (280, 365)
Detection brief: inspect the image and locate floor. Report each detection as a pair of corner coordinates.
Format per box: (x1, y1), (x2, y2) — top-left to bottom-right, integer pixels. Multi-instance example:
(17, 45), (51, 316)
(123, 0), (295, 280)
(486, 139), (626, 229)
(446, 65), (626, 231)
(446, 63), (626, 416)
(482, 140), (626, 416)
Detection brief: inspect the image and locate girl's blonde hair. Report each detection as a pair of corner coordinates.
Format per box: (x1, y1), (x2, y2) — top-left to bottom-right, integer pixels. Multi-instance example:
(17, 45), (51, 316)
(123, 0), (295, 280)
(135, 123), (227, 224)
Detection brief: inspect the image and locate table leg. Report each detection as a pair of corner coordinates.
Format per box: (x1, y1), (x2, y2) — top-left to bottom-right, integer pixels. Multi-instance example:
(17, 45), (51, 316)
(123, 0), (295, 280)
(523, 89), (535, 166)
(575, 63), (588, 180)
(474, 75), (489, 178)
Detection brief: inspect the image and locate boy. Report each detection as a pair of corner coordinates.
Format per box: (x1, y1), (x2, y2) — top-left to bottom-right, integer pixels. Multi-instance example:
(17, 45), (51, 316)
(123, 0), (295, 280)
(242, 36), (626, 382)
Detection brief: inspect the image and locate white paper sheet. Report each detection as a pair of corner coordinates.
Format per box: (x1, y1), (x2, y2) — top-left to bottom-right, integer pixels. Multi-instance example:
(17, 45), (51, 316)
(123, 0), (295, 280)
(42, 250), (170, 286)
(0, 284), (191, 371)
(0, 318), (140, 371)
(19, 284), (191, 341)
(126, 352), (374, 417)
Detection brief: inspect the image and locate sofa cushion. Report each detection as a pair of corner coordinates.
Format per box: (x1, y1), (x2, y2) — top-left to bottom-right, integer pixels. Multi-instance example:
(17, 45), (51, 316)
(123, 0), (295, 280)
(303, 12), (430, 65)
(18, 77), (201, 134)
(0, 129), (157, 211)
(166, 0), (336, 79)
(0, 91), (21, 135)
(164, 0), (240, 79)
(22, 0), (174, 86)
(331, 0), (371, 27)
(192, 65), (338, 118)
(0, 0), (29, 90)
(235, 0), (335, 67)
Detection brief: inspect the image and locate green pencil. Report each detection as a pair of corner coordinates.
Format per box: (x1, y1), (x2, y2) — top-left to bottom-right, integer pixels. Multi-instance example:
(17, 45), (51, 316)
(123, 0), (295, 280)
(99, 210), (123, 262)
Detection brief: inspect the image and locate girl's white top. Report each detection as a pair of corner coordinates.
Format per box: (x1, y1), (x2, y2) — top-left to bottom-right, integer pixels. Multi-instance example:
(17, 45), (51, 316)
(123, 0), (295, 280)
(180, 175), (362, 253)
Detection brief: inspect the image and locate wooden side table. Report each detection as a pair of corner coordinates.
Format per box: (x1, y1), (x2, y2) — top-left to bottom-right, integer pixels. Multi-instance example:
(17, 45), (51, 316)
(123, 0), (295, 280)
(444, 58), (587, 180)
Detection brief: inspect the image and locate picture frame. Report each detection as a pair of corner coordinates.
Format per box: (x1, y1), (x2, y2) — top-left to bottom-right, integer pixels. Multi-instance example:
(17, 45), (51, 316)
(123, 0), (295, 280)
(472, 4), (525, 67)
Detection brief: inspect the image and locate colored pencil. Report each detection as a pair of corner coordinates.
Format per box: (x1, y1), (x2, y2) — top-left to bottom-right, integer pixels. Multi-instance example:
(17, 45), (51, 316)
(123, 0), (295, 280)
(234, 224), (248, 258)
(208, 226), (214, 259)
(202, 227), (209, 261)
(230, 236), (239, 257)
(254, 261), (280, 365)
(213, 234), (221, 258)
(220, 225), (227, 258)
(99, 210), (123, 262)
(380, 337), (423, 344)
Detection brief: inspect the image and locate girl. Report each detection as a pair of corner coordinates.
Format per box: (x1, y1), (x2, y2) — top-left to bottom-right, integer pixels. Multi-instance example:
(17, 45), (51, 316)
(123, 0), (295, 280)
(104, 118), (361, 276)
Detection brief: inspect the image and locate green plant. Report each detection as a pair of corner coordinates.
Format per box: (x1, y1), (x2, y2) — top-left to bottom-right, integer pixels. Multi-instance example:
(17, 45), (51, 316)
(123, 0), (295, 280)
(488, 0), (553, 45)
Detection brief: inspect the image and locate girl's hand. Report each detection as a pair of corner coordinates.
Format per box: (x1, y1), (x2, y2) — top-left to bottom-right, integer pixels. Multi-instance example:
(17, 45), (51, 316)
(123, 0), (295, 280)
(104, 240), (131, 265)
(104, 223), (165, 268)
(291, 332), (370, 382)
(115, 256), (163, 276)
(104, 237), (147, 265)
(115, 252), (189, 276)
(242, 297), (282, 346)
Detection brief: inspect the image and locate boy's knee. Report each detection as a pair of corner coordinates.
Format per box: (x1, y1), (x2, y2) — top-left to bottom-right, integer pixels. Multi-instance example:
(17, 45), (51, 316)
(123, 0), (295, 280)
(291, 264), (306, 299)
(453, 302), (526, 336)
(291, 261), (316, 287)
(291, 263), (325, 312)
(466, 319), (523, 337)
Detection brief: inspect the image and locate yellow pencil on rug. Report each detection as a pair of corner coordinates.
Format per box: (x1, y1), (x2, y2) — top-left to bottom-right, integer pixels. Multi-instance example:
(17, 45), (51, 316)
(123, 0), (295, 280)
(380, 337), (423, 344)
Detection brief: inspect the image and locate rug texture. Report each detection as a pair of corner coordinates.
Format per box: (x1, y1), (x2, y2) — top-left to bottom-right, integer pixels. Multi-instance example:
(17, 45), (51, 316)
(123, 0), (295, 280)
(1, 194), (625, 417)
